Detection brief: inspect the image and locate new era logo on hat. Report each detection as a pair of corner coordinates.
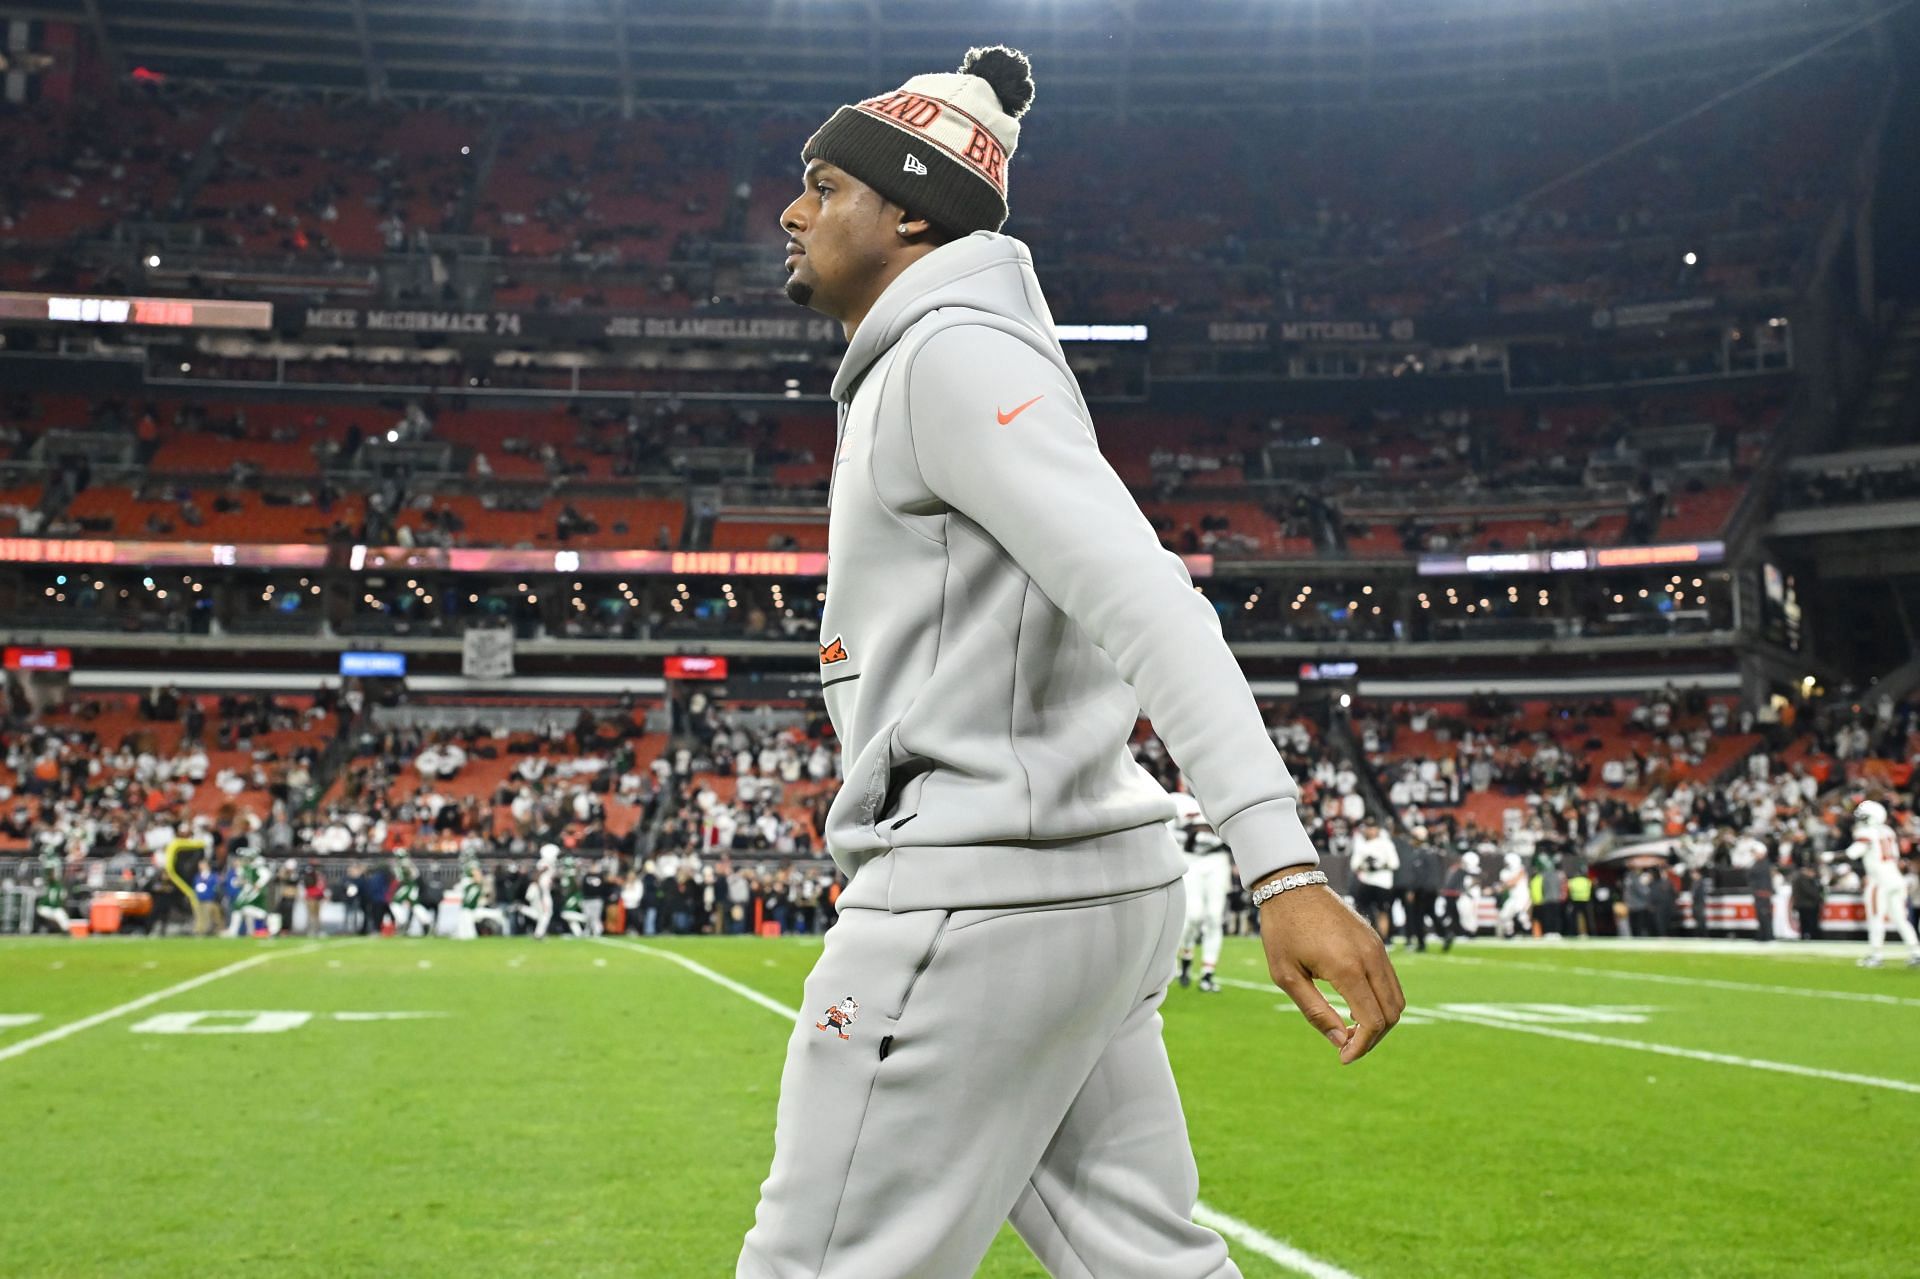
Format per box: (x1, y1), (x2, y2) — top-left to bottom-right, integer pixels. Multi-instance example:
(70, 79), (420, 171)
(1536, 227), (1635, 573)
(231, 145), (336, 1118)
(903, 153), (928, 175)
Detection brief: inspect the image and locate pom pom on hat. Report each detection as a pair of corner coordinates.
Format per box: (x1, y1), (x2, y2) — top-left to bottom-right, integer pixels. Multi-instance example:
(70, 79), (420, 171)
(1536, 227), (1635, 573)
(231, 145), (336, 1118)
(959, 45), (1035, 119)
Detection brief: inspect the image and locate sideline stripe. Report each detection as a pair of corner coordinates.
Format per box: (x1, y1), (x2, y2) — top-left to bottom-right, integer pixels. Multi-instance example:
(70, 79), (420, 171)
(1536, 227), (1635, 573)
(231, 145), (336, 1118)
(1450, 955), (1920, 1010)
(1192, 1203), (1364, 1279)
(1417, 1004), (1920, 1095)
(595, 937), (1365, 1279)
(0, 943), (325, 1065)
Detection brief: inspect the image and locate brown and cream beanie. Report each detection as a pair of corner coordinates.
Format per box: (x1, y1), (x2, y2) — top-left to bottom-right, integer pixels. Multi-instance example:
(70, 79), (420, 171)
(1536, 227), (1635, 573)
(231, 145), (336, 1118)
(801, 45), (1035, 236)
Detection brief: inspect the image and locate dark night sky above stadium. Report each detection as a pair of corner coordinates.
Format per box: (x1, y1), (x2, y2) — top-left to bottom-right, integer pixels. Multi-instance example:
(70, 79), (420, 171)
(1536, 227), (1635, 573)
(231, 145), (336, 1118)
(1873, 5), (1920, 300)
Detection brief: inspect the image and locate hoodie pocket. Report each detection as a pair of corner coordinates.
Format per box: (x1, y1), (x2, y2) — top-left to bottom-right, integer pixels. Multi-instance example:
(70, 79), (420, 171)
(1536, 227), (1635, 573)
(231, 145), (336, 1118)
(856, 721), (934, 841)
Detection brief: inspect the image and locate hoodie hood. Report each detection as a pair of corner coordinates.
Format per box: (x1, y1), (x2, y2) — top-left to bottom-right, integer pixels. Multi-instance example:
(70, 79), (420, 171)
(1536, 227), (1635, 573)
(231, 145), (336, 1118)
(830, 231), (1059, 404)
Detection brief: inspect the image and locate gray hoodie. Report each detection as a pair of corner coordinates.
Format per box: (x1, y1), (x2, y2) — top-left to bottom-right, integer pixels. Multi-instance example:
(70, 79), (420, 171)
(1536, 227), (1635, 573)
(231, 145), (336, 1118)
(818, 232), (1317, 911)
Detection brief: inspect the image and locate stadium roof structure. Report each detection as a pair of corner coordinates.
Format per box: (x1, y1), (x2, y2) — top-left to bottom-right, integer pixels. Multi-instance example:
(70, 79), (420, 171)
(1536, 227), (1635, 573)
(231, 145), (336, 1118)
(0, 0), (1897, 116)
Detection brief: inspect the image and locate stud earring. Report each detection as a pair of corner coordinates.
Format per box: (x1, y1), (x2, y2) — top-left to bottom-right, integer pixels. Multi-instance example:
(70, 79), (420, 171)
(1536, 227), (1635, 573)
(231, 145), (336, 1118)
(898, 223), (910, 235)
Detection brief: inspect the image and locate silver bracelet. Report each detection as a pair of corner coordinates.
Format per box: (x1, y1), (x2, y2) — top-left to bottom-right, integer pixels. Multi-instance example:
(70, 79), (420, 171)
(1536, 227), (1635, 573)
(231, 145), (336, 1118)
(1249, 869), (1329, 908)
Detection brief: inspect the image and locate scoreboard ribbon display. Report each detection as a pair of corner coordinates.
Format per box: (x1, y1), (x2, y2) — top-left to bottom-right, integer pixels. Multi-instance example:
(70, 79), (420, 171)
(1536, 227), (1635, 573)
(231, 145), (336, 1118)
(0, 291), (273, 330)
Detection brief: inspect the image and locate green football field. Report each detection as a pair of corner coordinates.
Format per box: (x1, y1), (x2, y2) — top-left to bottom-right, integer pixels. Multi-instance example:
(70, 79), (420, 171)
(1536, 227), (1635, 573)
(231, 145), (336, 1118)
(1, 932), (1913, 1278)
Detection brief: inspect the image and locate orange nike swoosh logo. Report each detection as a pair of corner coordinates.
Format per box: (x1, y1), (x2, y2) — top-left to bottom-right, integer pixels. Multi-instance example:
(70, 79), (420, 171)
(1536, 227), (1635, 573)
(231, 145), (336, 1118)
(996, 395), (1044, 425)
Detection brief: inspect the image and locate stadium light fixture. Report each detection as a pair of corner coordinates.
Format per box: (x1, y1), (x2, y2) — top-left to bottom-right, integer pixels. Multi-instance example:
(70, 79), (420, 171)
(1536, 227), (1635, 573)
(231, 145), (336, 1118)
(146, 254), (161, 268)
(1683, 251), (1697, 265)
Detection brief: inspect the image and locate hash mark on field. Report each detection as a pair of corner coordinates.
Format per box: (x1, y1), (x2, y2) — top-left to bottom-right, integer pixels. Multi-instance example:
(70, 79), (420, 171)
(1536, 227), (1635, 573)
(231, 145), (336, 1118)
(595, 938), (1364, 1279)
(0, 1014), (44, 1031)
(1452, 955), (1920, 1009)
(0, 943), (325, 1065)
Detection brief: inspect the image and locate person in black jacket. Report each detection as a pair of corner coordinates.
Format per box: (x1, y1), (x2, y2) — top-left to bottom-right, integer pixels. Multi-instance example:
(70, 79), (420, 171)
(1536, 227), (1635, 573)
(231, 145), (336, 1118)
(1649, 867), (1677, 937)
(1437, 850), (1479, 952)
(1789, 862), (1824, 940)
(496, 862), (528, 935)
(1690, 866), (1712, 939)
(1748, 854), (1777, 942)
(1403, 831), (1443, 953)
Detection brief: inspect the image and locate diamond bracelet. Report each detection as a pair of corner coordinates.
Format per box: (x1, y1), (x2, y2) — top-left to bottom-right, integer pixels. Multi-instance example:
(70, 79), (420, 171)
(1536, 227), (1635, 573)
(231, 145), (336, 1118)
(1248, 868), (1329, 908)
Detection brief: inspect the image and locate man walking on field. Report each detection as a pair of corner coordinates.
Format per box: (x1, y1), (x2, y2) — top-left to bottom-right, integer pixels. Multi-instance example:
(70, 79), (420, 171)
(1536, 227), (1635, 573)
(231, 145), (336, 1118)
(740, 46), (1403, 1278)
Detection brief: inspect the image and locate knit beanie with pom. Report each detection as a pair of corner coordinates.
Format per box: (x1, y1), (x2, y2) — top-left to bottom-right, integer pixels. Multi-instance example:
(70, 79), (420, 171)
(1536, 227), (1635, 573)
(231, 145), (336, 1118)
(801, 45), (1035, 235)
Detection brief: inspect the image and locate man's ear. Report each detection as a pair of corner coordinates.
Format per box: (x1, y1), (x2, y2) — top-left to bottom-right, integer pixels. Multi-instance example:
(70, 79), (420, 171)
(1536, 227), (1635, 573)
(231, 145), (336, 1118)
(891, 208), (935, 241)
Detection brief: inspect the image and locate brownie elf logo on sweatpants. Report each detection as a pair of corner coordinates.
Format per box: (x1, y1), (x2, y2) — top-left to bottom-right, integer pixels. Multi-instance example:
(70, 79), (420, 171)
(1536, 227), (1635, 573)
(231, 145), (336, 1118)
(815, 996), (859, 1040)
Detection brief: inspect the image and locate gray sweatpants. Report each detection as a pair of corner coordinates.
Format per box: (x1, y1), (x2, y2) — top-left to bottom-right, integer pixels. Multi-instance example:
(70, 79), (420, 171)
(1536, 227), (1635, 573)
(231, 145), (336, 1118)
(738, 878), (1241, 1278)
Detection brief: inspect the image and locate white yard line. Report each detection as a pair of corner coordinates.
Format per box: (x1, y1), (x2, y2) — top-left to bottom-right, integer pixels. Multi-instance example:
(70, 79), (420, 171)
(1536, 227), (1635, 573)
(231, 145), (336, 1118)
(1191, 1203), (1365, 1279)
(1449, 955), (1920, 1009)
(1459, 938), (1872, 958)
(1416, 1004), (1920, 1095)
(1226, 973), (1920, 1094)
(595, 937), (1364, 1279)
(595, 937), (802, 1020)
(0, 942), (324, 1065)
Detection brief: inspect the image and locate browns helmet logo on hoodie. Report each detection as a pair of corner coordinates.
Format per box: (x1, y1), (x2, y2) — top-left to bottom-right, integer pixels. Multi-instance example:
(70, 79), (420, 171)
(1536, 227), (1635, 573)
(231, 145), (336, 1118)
(819, 635), (849, 664)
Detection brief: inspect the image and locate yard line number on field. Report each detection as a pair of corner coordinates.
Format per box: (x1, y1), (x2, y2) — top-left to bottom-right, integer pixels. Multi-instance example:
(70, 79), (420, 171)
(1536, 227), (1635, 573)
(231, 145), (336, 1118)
(1416, 1003), (1920, 1095)
(595, 938), (1365, 1279)
(1449, 954), (1920, 1010)
(0, 943), (324, 1065)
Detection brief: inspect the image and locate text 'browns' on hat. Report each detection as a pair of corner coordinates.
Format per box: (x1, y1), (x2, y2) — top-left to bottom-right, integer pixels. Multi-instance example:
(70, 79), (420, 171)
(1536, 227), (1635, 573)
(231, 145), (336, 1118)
(802, 45), (1035, 235)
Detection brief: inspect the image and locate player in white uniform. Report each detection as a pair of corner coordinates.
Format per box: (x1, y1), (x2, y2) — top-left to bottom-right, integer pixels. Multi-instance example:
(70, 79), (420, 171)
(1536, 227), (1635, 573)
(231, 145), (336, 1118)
(1850, 801), (1920, 968)
(1168, 789), (1231, 993)
(521, 843), (558, 939)
(1497, 853), (1531, 939)
(1349, 818), (1400, 942)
